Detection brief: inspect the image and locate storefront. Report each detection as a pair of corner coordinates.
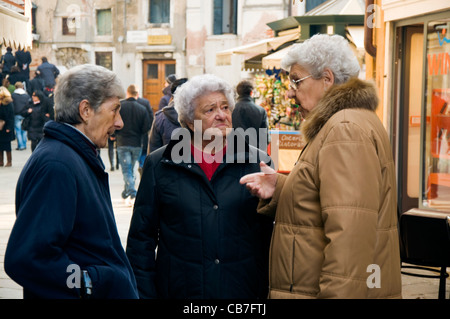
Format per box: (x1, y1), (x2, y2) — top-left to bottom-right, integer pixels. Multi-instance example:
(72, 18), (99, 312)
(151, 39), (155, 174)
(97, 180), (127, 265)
(376, 1), (450, 297)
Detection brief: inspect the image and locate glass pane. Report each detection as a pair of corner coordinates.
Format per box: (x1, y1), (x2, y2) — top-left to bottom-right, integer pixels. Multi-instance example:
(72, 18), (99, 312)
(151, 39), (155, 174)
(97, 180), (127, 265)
(407, 32), (423, 198)
(147, 64), (158, 79)
(97, 9), (112, 36)
(165, 64), (175, 78)
(95, 52), (112, 70)
(422, 19), (450, 210)
(149, 0), (170, 24)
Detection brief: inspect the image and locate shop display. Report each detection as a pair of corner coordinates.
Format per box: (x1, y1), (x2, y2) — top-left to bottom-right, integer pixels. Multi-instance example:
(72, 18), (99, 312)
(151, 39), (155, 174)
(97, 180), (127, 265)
(253, 72), (302, 130)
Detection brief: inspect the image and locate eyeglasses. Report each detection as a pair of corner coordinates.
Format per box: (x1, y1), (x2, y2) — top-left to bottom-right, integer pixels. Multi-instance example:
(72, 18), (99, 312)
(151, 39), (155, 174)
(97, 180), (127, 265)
(289, 75), (312, 90)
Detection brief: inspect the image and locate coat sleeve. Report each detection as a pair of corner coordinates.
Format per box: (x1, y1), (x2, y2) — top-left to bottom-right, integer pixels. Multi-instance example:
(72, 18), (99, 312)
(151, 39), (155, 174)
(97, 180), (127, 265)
(4, 162), (81, 298)
(126, 156), (159, 298)
(316, 124), (381, 298)
(256, 173), (287, 218)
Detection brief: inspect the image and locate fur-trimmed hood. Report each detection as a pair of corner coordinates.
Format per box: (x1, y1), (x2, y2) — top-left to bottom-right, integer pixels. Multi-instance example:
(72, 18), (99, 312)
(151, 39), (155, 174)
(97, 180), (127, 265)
(301, 77), (379, 143)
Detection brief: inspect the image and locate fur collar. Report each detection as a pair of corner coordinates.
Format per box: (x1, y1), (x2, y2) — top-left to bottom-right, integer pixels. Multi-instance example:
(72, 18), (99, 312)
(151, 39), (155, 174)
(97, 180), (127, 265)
(301, 77), (379, 143)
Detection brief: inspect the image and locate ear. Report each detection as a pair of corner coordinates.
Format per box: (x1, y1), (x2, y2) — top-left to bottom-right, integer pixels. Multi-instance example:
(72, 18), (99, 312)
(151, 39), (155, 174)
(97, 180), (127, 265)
(78, 99), (92, 123)
(322, 68), (334, 90)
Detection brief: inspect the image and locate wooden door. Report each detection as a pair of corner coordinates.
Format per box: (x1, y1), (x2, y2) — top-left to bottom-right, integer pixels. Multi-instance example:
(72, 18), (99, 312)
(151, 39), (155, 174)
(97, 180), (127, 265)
(142, 60), (176, 113)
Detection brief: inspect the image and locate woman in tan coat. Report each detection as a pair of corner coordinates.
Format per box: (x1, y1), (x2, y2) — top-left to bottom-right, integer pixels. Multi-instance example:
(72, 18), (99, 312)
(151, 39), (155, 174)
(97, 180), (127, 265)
(240, 34), (402, 299)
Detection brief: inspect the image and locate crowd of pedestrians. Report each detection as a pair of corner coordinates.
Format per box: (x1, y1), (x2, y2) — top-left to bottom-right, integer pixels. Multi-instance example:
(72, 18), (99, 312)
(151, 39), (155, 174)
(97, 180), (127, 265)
(1, 34), (402, 300)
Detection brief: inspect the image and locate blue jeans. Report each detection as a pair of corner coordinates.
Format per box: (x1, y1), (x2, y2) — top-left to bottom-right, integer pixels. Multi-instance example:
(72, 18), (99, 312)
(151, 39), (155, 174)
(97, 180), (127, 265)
(14, 115), (27, 149)
(117, 146), (142, 199)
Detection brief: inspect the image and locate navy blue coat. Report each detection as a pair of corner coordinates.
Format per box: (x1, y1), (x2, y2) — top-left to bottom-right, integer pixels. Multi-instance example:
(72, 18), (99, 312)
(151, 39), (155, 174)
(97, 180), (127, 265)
(126, 135), (273, 299)
(5, 121), (138, 299)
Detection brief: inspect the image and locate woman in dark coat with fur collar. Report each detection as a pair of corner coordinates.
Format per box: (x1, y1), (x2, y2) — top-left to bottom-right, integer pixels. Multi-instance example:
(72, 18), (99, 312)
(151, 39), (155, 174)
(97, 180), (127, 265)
(0, 86), (15, 166)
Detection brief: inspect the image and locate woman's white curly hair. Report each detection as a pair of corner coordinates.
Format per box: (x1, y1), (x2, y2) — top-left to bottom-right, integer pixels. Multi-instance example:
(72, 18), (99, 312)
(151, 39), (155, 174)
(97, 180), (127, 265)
(281, 33), (360, 84)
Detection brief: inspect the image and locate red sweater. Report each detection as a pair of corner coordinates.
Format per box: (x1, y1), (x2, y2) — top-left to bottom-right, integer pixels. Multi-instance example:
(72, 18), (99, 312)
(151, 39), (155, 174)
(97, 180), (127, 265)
(191, 144), (226, 181)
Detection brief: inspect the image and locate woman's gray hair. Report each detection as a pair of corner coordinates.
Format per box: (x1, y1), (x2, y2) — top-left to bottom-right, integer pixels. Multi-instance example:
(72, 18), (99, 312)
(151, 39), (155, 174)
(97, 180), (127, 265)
(173, 74), (235, 128)
(281, 34), (360, 84)
(54, 64), (125, 124)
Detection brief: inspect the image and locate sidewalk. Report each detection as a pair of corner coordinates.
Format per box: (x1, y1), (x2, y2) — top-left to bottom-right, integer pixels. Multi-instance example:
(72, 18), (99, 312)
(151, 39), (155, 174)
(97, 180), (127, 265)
(0, 141), (448, 299)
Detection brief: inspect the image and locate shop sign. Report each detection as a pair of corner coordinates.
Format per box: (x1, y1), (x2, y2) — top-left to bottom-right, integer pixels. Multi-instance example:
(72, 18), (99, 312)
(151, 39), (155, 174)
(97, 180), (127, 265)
(278, 133), (305, 150)
(148, 35), (172, 45)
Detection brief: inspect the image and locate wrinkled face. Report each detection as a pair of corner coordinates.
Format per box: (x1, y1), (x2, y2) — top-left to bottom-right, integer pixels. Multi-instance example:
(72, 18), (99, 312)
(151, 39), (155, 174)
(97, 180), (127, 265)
(188, 91), (232, 138)
(84, 97), (123, 148)
(286, 63), (331, 119)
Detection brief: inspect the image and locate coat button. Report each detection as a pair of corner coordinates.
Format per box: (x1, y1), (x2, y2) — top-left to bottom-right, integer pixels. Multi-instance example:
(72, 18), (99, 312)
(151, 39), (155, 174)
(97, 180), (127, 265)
(213, 205), (218, 210)
(215, 259), (220, 264)
(187, 164), (192, 168)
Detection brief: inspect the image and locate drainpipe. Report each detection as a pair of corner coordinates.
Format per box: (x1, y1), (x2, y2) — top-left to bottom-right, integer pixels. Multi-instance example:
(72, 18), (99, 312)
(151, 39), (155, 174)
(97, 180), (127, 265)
(364, 0), (377, 57)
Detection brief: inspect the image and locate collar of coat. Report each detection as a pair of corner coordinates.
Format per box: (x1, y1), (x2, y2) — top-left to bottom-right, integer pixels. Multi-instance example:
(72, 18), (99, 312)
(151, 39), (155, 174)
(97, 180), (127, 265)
(161, 132), (270, 165)
(301, 77), (379, 143)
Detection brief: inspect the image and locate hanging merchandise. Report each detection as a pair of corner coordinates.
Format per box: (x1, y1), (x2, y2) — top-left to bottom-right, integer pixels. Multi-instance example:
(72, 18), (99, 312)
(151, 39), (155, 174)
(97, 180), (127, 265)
(253, 72), (302, 130)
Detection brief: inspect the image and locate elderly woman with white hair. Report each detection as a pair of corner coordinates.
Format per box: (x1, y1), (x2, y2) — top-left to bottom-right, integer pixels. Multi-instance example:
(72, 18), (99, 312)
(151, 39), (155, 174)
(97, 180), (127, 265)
(126, 74), (273, 299)
(240, 34), (402, 299)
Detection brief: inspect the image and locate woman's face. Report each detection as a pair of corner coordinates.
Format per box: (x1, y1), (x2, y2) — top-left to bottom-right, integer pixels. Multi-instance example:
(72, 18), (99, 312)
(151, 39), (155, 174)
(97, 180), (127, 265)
(188, 91), (232, 140)
(286, 63), (334, 118)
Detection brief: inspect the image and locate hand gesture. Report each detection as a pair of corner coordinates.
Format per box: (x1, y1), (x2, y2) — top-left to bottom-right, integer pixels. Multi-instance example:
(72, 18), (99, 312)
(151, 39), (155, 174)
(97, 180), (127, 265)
(240, 162), (277, 199)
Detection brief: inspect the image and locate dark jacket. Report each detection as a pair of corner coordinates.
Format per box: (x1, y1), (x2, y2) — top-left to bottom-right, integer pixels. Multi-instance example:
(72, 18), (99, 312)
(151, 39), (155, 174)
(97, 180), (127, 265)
(20, 102), (46, 140)
(232, 96), (268, 150)
(158, 86), (171, 110)
(5, 121), (139, 299)
(126, 136), (274, 299)
(1, 51), (16, 73)
(36, 62), (60, 88)
(15, 50), (32, 79)
(0, 101), (14, 143)
(137, 97), (154, 154)
(12, 88), (30, 115)
(116, 98), (151, 148)
(148, 101), (181, 152)
(8, 70), (27, 87)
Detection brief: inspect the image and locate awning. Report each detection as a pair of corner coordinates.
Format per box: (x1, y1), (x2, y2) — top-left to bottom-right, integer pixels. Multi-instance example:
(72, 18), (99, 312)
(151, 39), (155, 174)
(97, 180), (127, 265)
(216, 30), (300, 66)
(0, 1), (32, 49)
(262, 45), (293, 70)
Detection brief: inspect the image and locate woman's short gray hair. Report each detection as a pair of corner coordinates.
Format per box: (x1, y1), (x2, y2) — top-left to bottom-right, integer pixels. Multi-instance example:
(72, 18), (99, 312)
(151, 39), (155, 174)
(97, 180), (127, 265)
(54, 64), (125, 124)
(173, 74), (235, 128)
(281, 34), (360, 84)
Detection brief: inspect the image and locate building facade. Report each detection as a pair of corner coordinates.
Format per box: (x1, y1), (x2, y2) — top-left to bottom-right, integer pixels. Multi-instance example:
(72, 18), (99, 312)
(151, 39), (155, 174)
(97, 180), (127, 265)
(30, 0), (187, 111)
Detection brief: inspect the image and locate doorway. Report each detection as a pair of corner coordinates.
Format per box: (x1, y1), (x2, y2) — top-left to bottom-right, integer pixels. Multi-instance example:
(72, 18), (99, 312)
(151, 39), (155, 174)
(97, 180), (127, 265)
(142, 60), (176, 112)
(393, 25), (424, 215)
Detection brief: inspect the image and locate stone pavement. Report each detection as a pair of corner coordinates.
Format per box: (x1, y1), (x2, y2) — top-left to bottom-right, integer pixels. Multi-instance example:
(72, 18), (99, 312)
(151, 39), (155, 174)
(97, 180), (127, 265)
(0, 141), (448, 299)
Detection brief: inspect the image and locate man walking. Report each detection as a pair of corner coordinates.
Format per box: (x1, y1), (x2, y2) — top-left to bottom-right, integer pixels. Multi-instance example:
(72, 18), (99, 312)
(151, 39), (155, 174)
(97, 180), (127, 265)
(36, 57), (59, 94)
(11, 82), (29, 150)
(232, 80), (268, 150)
(116, 84), (151, 206)
(4, 64), (139, 299)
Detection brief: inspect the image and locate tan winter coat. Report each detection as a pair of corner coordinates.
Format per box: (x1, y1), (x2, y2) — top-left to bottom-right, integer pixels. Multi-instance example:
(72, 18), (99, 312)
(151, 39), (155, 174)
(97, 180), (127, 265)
(259, 78), (402, 299)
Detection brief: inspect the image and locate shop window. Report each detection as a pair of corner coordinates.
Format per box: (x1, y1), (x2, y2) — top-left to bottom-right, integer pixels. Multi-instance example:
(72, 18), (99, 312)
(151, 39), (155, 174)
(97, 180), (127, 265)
(149, 0), (170, 24)
(95, 52), (113, 71)
(213, 0), (237, 35)
(97, 9), (112, 36)
(62, 17), (76, 35)
(423, 19), (450, 210)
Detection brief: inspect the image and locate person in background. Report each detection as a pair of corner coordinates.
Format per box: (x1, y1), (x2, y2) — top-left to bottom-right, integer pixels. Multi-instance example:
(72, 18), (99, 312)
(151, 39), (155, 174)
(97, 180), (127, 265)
(135, 86), (153, 176)
(7, 66), (27, 89)
(11, 82), (30, 151)
(115, 84), (151, 206)
(232, 79), (268, 150)
(148, 78), (186, 153)
(15, 48), (32, 80)
(20, 90), (47, 152)
(158, 74), (176, 110)
(4, 64), (139, 299)
(27, 71), (45, 96)
(0, 86), (15, 167)
(126, 74), (273, 299)
(240, 34), (401, 299)
(36, 57), (59, 95)
(1, 47), (16, 77)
